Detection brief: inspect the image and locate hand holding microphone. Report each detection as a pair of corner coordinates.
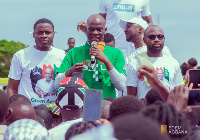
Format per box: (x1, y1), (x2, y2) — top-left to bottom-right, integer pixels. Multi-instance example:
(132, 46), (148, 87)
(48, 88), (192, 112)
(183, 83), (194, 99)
(90, 41), (98, 70)
(89, 41), (106, 69)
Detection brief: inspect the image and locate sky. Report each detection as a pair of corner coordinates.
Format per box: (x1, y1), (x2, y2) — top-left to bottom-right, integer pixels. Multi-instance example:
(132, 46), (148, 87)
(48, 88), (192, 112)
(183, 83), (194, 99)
(0, 0), (200, 65)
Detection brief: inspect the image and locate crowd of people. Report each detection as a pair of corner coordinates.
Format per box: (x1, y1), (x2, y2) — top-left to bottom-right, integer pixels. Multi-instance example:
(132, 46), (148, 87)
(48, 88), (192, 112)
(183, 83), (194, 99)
(0, 0), (200, 140)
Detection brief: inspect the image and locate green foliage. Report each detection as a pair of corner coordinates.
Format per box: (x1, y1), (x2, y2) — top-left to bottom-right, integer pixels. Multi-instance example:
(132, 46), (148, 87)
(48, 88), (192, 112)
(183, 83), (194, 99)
(0, 39), (27, 77)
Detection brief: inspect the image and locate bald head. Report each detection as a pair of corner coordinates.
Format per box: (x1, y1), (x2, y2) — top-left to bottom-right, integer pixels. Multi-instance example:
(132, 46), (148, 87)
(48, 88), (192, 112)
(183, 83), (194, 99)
(87, 14), (106, 27)
(86, 14), (107, 44)
(6, 102), (36, 125)
(144, 25), (165, 56)
(144, 25), (164, 37)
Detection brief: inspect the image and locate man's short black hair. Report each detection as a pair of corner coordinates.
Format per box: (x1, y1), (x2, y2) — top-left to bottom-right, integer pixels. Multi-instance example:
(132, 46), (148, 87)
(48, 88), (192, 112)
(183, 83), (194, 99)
(9, 94), (31, 105)
(104, 33), (115, 43)
(68, 38), (75, 42)
(109, 96), (145, 121)
(65, 121), (100, 140)
(34, 104), (53, 129)
(180, 62), (188, 76)
(188, 58), (198, 67)
(34, 18), (54, 31)
(186, 107), (200, 126)
(112, 113), (170, 140)
(145, 88), (163, 106)
(0, 90), (9, 123)
(140, 101), (190, 140)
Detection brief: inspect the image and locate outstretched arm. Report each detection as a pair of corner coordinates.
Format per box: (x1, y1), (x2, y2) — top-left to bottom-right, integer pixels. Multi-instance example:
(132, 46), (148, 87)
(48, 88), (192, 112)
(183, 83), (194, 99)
(137, 65), (169, 102)
(142, 15), (153, 25)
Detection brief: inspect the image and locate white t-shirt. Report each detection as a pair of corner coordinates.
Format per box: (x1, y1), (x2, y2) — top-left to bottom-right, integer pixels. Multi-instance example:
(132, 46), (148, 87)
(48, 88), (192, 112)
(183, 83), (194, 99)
(99, 0), (151, 51)
(48, 118), (82, 140)
(126, 54), (183, 100)
(8, 46), (66, 106)
(116, 45), (172, 98)
(125, 45), (172, 66)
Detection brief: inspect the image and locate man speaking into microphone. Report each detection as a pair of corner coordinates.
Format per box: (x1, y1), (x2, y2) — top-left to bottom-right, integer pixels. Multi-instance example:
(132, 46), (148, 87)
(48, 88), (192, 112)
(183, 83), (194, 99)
(55, 14), (126, 98)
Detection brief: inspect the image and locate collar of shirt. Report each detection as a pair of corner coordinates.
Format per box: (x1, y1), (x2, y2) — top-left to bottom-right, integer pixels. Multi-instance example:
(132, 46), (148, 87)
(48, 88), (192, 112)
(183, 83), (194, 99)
(44, 79), (53, 84)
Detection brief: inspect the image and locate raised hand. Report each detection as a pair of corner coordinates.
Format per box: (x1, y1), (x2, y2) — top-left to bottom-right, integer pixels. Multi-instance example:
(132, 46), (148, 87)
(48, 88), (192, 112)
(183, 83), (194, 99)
(77, 21), (87, 33)
(89, 46), (108, 63)
(167, 85), (191, 113)
(137, 65), (169, 102)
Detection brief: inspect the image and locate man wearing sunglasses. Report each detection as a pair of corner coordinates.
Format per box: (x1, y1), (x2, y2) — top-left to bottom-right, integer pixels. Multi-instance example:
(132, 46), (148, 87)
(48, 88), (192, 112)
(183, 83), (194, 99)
(118, 17), (172, 97)
(126, 25), (183, 100)
(120, 17), (172, 66)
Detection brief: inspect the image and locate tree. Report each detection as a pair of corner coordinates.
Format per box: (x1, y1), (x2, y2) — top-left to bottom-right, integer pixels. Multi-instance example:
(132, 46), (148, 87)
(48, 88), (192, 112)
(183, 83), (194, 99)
(0, 39), (27, 77)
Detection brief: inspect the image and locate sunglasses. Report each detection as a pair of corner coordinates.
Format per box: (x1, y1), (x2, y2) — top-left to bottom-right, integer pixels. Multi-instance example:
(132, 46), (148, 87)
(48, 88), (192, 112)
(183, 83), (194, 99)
(146, 34), (165, 40)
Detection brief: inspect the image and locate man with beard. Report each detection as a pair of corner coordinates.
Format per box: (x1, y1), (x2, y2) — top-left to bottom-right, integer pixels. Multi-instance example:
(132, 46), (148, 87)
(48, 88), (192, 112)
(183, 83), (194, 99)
(117, 17), (172, 97)
(126, 25), (183, 100)
(7, 18), (65, 106)
(120, 17), (172, 66)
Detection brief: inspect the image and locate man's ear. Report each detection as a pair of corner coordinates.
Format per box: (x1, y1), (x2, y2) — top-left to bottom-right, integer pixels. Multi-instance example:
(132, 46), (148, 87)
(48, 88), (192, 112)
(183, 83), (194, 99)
(5, 108), (13, 120)
(33, 32), (35, 38)
(55, 99), (59, 107)
(138, 27), (143, 34)
(52, 31), (55, 37)
(105, 27), (107, 34)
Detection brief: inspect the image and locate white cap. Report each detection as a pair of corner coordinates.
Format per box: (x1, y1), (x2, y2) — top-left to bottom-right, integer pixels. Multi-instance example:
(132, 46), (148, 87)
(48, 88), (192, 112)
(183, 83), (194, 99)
(120, 17), (148, 30)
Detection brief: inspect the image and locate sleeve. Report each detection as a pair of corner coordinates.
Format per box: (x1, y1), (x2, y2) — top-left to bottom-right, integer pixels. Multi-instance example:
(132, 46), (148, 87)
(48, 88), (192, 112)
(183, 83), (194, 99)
(114, 50), (126, 75)
(141, 0), (151, 17)
(57, 50), (73, 73)
(173, 61), (184, 87)
(8, 52), (22, 80)
(99, 0), (107, 14)
(54, 73), (66, 89)
(108, 68), (126, 91)
(126, 59), (139, 87)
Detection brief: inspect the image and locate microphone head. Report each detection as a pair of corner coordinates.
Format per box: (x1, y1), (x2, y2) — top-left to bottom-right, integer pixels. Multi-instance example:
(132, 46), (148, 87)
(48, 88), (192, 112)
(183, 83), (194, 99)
(97, 42), (105, 51)
(91, 41), (97, 47)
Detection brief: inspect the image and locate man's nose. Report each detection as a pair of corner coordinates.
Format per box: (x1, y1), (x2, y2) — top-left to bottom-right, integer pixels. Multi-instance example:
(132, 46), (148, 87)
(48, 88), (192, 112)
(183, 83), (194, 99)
(124, 28), (127, 33)
(92, 29), (99, 34)
(154, 36), (159, 42)
(41, 32), (47, 37)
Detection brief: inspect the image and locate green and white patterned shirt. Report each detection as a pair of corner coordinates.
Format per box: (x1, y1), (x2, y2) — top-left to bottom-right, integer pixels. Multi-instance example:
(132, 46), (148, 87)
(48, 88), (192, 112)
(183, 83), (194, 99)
(58, 41), (126, 98)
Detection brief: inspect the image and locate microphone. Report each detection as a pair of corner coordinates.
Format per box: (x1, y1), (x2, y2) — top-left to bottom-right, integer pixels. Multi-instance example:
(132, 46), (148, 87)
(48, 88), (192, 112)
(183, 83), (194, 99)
(90, 41), (97, 70)
(97, 42), (105, 52)
(90, 41), (105, 70)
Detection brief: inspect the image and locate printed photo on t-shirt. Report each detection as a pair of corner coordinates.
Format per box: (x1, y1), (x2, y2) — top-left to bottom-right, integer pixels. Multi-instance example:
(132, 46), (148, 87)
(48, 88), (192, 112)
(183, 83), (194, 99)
(30, 65), (57, 98)
(156, 67), (170, 91)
